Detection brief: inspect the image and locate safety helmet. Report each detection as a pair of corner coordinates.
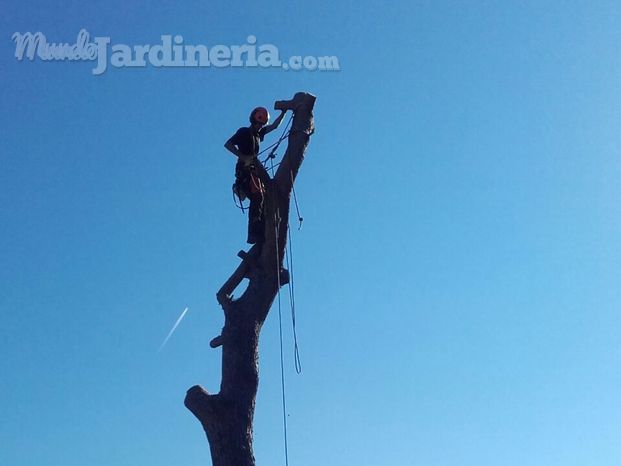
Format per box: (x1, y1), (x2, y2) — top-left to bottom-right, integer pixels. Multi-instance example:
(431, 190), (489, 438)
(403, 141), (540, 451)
(250, 106), (270, 125)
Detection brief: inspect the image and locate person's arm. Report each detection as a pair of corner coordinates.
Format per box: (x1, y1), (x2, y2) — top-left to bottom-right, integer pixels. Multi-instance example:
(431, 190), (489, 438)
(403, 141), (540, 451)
(224, 132), (253, 164)
(262, 110), (287, 135)
(224, 138), (242, 157)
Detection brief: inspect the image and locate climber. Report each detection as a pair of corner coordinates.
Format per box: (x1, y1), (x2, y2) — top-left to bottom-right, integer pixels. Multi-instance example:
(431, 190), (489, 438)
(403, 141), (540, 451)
(224, 106), (287, 244)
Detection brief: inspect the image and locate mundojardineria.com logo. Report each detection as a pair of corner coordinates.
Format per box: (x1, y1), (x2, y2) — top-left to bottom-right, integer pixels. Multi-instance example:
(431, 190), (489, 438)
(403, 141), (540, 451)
(11, 29), (341, 75)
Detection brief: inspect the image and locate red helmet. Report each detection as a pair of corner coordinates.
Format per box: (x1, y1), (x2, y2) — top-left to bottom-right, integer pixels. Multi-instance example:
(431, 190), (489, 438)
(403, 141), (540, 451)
(250, 106), (270, 125)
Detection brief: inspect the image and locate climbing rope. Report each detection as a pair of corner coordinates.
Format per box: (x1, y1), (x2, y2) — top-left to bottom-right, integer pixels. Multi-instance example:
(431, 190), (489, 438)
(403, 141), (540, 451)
(290, 172), (303, 230)
(285, 227), (302, 373)
(273, 208), (290, 466)
(232, 187), (247, 213)
(263, 115), (304, 465)
(260, 114), (292, 166)
(268, 130), (303, 373)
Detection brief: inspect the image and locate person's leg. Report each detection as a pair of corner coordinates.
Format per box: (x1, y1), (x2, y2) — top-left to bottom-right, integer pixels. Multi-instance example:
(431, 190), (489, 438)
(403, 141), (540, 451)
(247, 190), (264, 244)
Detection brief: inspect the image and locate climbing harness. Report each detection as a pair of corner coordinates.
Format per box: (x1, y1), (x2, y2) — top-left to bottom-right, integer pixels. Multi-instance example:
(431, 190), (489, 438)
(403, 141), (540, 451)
(232, 182), (247, 212)
(231, 115), (292, 214)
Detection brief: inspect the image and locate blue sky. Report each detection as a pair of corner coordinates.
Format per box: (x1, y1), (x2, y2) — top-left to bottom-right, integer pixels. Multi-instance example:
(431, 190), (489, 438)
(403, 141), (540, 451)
(1, 1), (620, 465)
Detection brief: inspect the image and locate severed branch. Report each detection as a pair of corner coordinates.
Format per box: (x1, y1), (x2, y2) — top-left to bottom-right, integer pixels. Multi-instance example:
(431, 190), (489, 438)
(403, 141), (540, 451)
(216, 245), (262, 308)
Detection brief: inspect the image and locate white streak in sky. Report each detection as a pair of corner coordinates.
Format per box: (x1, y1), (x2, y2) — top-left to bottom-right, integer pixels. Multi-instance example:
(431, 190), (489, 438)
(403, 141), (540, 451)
(158, 307), (189, 353)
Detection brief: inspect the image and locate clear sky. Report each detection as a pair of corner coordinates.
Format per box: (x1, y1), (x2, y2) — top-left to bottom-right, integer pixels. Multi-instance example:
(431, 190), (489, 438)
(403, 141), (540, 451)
(1, 1), (620, 465)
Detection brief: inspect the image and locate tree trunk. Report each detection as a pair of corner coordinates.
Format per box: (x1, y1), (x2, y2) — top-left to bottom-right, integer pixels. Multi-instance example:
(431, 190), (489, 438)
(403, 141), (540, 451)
(185, 92), (316, 466)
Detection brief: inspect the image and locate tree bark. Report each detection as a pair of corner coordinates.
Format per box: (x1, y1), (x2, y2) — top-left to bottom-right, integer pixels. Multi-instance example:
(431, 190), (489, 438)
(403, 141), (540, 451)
(185, 92), (316, 466)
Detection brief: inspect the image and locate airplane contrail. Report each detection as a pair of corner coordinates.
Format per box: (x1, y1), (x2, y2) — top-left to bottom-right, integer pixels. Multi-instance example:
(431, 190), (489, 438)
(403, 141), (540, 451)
(158, 307), (189, 353)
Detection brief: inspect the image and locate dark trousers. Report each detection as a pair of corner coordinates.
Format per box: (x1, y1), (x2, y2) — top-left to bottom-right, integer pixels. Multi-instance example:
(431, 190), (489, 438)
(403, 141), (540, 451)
(236, 162), (265, 244)
(247, 189), (264, 244)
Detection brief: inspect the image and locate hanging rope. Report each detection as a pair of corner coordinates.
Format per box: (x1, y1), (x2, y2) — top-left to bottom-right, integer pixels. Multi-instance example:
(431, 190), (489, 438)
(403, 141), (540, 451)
(290, 171), (303, 230)
(286, 227), (302, 373)
(273, 208), (290, 466)
(261, 115), (292, 166)
(265, 114), (304, 464)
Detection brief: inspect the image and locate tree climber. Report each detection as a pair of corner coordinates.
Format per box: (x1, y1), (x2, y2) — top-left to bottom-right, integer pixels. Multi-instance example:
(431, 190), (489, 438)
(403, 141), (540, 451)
(224, 106), (287, 244)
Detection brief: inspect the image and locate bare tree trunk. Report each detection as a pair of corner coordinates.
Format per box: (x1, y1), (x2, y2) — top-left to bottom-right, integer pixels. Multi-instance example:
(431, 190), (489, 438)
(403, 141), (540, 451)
(185, 92), (316, 466)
